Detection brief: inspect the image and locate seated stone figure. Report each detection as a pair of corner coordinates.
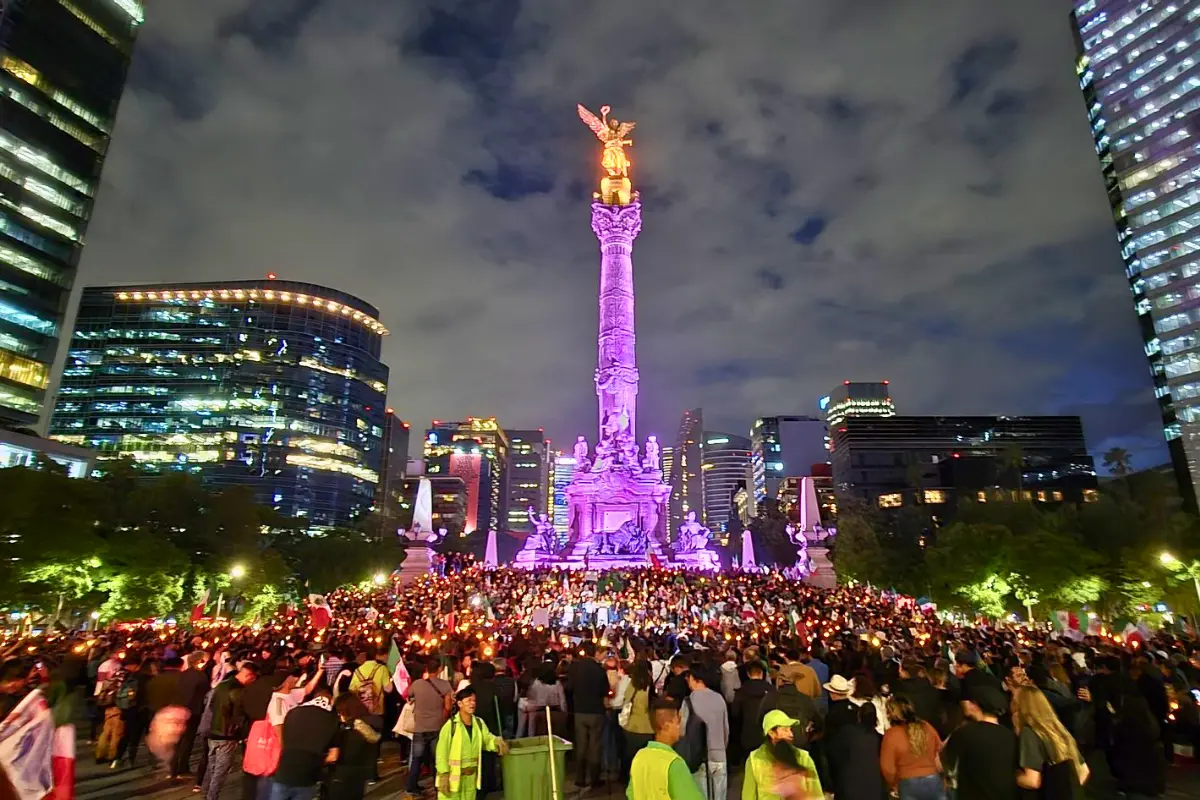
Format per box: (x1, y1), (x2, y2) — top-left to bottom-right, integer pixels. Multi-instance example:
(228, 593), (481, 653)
(674, 511), (711, 553)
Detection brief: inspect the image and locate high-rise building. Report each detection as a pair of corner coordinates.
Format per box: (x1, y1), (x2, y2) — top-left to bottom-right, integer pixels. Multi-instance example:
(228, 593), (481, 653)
(0, 1), (145, 428)
(377, 409), (410, 519)
(506, 428), (549, 534)
(823, 381), (896, 427)
(669, 408), (704, 530)
(49, 280), (390, 526)
(1070, 2), (1200, 507)
(701, 431), (751, 532)
(549, 453), (577, 543)
(660, 445), (675, 485)
(749, 415), (829, 511)
(830, 415), (1098, 512)
(423, 417), (509, 534)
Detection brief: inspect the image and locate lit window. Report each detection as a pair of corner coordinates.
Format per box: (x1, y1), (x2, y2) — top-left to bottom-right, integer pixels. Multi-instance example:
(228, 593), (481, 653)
(878, 493), (902, 509)
(922, 489), (947, 504)
(1036, 490), (1047, 502)
(1052, 491), (1064, 502)
(976, 490), (987, 503)
(1083, 489), (1099, 503)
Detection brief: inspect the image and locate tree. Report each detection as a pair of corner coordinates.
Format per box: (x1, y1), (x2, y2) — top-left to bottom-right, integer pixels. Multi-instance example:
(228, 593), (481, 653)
(1102, 447), (1133, 478)
(830, 505), (886, 586)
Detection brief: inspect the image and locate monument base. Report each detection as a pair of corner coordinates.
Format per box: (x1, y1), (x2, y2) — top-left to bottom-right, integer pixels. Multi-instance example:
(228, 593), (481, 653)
(397, 546), (436, 586)
(804, 546), (837, 589)
(672, 550), (720, 571)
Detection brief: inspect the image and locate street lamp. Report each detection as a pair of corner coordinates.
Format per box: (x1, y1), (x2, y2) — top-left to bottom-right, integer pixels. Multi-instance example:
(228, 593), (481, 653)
(1160, 551), (1200, 613)
(216, 564), (247, 619)
(372, 573), (386, 586)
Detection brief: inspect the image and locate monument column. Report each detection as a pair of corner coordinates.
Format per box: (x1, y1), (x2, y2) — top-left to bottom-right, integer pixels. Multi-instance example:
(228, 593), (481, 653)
(592, 202), (642, 438)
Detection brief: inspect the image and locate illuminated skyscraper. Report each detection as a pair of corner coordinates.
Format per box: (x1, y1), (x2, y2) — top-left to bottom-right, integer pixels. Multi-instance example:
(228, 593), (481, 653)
(824, 381), (896, 427)
(669, 408), (704, 530)
(49, 280), (390, 526)
(505, 428), (548, 534)
(660, 445), (675, 485)
(701, 431), (751, 532)
(1070, 1), (1200, 506)
(0, 1), (145, 427)
(377, 410), (410, 519)
(750, 415), (828, 511)
(549, 453), (577, 542)
(423, 417), (509, 534)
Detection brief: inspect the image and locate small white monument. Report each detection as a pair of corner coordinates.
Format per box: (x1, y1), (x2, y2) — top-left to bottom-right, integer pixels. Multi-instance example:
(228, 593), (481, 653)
(484, 528), (498, 569)
(742, 528), (757, 569)
(397, 477), (443, 585)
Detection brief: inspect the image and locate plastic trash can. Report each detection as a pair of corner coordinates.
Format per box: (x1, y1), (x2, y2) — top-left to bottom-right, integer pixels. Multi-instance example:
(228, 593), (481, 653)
(501, 735), (573, 800)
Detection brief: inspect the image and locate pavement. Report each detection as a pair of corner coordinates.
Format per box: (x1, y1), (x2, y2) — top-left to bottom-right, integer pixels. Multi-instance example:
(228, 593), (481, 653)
(73, 736), (1200, 799)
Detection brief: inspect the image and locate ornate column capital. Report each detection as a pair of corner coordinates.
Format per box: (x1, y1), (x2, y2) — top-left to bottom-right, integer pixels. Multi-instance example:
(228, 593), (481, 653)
(591, 201), (642, 244)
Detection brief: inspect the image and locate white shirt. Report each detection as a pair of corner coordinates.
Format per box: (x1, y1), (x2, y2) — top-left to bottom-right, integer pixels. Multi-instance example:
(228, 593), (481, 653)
(94, 657), (120, 694)
(268, 688), (307, 727)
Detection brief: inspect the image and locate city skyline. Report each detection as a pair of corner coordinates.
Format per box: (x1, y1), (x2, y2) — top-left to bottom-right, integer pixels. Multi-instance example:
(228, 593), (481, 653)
(63, 1), (1165, 474)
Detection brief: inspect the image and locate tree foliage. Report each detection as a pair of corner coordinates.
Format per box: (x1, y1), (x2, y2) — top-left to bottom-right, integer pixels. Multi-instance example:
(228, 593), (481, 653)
(0, 463), (407, 622)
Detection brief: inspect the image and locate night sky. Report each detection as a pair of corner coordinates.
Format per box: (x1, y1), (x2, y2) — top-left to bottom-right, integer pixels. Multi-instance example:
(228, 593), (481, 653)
(79, 0), (1167, 470)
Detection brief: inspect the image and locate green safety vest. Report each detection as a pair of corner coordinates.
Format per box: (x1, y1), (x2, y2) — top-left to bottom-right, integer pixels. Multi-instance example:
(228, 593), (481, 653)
(629, 743), (680, 799)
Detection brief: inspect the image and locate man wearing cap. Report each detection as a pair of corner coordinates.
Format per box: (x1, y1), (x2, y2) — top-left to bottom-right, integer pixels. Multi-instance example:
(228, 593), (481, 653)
(743, 709), (823, 800)
(434, 686), (509, 800)
(627, 701), (705, 800)
(941, 685), (1017, 800)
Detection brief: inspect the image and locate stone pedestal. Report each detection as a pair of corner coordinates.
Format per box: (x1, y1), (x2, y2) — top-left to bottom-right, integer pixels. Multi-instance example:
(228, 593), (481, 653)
(804, 546), (836, 589)
(561, 464), (670, 568)
(398, 546), (436, 586)
(673, 550), (720, 571)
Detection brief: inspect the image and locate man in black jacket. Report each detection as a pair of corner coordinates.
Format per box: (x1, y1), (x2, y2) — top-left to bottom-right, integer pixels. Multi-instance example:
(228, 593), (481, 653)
(270, 686), (339, 800)
(731, 661), (776, 759)
(567, 641), (610, 789)
(893, 658), (940, 726)
(171, 651), (210, 781)
(200, 662), (258, 800)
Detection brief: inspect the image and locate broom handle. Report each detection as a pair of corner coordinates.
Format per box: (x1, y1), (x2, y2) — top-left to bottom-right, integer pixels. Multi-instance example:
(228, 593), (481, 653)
(546, 706), (558, 799)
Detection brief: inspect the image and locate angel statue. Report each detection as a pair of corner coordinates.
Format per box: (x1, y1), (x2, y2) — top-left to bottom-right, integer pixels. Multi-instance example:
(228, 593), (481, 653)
(577, 104), (636, 179)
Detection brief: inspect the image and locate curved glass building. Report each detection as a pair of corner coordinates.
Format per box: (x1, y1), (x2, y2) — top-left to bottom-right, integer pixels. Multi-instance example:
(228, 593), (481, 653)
(49, 279), (389, 527)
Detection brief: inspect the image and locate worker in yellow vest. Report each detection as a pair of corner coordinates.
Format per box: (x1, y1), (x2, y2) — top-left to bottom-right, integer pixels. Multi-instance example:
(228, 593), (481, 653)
(627, 700), (705, 800)
(435, 686), (509, 800)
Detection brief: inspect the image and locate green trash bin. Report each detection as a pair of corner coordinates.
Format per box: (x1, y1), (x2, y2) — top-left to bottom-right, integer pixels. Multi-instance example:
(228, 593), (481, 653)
(501, 735), (574, 800)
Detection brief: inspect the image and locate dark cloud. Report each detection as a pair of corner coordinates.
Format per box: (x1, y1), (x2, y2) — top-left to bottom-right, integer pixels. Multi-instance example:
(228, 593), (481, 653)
(76, 0), (1167, 472)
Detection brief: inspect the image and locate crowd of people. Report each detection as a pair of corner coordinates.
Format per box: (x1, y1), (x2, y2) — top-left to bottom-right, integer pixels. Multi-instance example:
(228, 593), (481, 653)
(1, 562), (1198, 800)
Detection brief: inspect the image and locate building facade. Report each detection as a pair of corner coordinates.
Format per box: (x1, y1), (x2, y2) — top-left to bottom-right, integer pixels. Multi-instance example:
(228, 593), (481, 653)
(49, 280), (390, 527)
(823, 381), (896, 427)
(423, 417), (509, 534)
(701, 431), (751, 533)
(750, 415), (830, 510)
(549, 453), (577, 543)
(0, 426), (93, 477)
(669, 408), (704, 531)
(0, 0), (145, 427)
(505, 428), (549, 534)
(1070, 1), (1200, 506)
(398, 474), (467, 534)
(660, 445), (674, 486)
(830, 415), (1098, 512)
(377, 410), (410, 519)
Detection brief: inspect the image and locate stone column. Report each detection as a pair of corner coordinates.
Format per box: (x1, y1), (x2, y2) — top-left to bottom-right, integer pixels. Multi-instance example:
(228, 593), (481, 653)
(591, 201), (642, 439)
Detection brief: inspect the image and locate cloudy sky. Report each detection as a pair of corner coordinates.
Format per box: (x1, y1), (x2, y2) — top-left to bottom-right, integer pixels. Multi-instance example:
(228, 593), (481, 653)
(81, 0), (1166, 468)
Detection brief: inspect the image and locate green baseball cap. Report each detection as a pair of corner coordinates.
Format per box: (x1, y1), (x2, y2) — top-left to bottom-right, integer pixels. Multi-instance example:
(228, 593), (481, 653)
(761, 709), (800, 735)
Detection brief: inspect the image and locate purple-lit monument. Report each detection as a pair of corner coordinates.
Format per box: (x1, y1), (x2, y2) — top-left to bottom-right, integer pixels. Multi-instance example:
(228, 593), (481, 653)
(514, 105), (715, 570)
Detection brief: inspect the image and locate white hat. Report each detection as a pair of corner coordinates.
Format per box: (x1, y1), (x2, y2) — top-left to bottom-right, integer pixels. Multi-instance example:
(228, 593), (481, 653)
(824, 675), (855, 695)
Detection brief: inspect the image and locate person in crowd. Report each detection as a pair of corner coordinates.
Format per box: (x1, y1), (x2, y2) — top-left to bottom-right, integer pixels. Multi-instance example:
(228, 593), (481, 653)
(720, 648), (742, 704)
(113, 656), (155, 769)
(268, 684), (339, 800)
(620, 659), (656, 779)
(880, 696), (943, 800)
(202, 661), (259, 800)
(664, 654), (692, 704)
(326, 694), (383, 800)
(743, 709), (823, 800)
(404, 658), (453, 800)
(626, 700), (705, 800)
(434, 686), (508, 800)
(171, 651), (210, 781)
(522, 662), (567, 737)
(773, 664), (820, 749)
(568, 640), (610, 789)
(680, 665), (729, 800)
(492, 658), (518, 739)
(605, 659), (631, 780)
(851, 670), (890, 736)
(823, 675), (859, 743)
(941, 686), (1017, 800)
(1109, 680), (1166, 800)
(928, 667), (963, 740)
(779, 648), (820, 700)
(733, 660), (777, 759)
(1012, 685), (1090, 800)
(893, 658), (939, 726)
(827, 701), (884, 800)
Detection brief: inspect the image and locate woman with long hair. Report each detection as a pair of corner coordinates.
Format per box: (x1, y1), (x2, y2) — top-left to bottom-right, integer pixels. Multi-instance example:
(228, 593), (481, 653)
(880, 696), (944, 800)
(1012, 685), (1089, 799)
(850, 669), (890, 735)
(618, 660), (654, 780)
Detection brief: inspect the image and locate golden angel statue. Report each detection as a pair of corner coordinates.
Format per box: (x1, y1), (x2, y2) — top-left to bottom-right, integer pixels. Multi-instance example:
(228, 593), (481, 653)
(577, 104), (636, 178)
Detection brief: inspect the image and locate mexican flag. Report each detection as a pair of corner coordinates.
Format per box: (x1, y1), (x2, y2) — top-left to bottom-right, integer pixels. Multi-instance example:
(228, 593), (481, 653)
(1052, 610), (1080, 633)
(307, 594), (332, 629)
(788, 609), (808, 640)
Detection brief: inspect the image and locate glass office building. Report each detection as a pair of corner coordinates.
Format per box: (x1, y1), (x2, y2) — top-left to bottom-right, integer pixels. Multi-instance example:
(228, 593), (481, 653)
(700, 432), (751, 533)
(0, 0), (144, 427)
(49, 280), (390, 527)
(1071, 1), (1200, 505)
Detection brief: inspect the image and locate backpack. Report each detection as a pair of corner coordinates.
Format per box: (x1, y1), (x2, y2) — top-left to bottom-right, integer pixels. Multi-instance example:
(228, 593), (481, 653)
(242, 719), (281, 776)
(115, 674), (138, 710)
(674, 696), (708, 773)
(355, 663), (385, 715)
(96, 670), (125, 708)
